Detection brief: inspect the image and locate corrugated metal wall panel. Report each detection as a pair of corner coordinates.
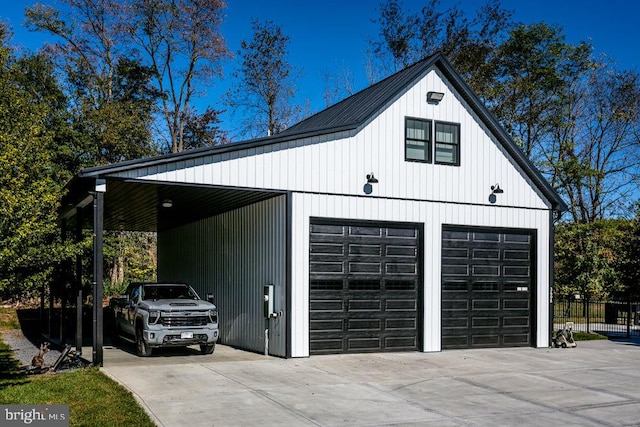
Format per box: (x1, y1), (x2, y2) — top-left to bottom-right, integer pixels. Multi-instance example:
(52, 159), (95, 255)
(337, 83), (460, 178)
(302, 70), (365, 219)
(111, 67), (550, 211)
(289, 192), (550, 357)
(158, 195), (287, 356)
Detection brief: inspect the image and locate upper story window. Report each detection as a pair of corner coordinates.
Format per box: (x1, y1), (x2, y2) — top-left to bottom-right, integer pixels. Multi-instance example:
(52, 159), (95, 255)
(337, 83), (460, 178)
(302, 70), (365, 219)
(434, 121), (460, 165)
(405, 117), (460, 166)
(405, 118), (431, 162)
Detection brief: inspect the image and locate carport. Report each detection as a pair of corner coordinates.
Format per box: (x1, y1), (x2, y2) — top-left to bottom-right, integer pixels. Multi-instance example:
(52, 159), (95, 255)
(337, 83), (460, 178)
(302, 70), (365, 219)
(58, 170), (286, 366)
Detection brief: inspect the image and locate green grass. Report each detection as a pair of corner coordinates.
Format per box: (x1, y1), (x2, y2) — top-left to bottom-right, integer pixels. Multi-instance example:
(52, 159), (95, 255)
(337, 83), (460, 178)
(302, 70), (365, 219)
(572, 331), (608, 341)
(0, 307), (155, 427)
(0, 307), (20, 330)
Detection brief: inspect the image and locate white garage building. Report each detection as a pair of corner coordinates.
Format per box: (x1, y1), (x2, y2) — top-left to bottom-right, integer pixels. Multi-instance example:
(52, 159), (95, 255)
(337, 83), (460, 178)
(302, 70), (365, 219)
(65, 52), (565, 359)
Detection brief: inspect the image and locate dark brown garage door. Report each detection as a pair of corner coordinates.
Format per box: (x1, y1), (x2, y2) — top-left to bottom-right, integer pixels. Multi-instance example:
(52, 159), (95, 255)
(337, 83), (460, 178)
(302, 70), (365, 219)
(309, 221), (421, 354)
(441, 226), (536, 349)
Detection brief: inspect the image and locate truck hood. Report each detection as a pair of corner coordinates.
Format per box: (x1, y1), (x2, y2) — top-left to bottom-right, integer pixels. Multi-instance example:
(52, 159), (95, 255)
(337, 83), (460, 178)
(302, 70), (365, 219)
(139, 299), (216, 311)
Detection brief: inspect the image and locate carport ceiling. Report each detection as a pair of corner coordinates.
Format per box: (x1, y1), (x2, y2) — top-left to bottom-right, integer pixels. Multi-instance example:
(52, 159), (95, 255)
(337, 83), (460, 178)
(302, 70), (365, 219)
(80, 179), (283, 232)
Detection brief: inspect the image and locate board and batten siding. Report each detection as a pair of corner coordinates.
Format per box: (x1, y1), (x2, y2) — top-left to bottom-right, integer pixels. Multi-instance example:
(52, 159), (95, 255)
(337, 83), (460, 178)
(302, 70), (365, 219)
(109, 68), (549, 211)
(157, 195), (287, 357)
(289, 192), (550, 357)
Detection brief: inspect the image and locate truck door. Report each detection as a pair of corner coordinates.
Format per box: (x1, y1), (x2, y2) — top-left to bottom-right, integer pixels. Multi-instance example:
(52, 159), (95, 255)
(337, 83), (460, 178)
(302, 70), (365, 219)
(126, 286), (140, 334)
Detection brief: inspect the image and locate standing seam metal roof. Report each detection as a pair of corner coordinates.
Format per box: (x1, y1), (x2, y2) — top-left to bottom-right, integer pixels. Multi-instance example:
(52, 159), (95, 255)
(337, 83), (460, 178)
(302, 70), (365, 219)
(76, 52), (567, 212)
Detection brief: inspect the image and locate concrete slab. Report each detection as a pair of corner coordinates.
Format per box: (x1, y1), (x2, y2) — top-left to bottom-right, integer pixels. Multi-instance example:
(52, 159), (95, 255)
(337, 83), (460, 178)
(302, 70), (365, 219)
(102, 339), (640, 426)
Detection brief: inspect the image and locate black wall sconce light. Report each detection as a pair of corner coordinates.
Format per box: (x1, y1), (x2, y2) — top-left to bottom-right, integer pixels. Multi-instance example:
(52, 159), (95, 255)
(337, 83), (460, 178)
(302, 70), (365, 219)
(364, 172), (378, 194)
(161, 199), (173, 208)
(488, 184), (503, 204)
(427, 91), (445, 104)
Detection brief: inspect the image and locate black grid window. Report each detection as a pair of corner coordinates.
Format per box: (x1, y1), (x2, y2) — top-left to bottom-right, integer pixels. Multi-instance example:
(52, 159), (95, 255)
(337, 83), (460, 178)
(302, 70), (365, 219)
(405, 118), (431, 162)
(434, 122), (460, 165)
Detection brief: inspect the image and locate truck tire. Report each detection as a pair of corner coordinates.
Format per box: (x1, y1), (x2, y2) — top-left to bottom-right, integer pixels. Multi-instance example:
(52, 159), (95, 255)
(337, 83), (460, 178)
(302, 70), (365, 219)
(200, 343), (215, 355)
(136, 328), (153, 357)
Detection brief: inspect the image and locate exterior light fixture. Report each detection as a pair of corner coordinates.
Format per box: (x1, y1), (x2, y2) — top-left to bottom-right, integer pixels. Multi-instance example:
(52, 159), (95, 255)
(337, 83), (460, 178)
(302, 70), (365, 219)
(161, 199), (173, 208)
(491, 184), (504, 194)
(427, 91), (445, 103)
(367, 173), (378, 184)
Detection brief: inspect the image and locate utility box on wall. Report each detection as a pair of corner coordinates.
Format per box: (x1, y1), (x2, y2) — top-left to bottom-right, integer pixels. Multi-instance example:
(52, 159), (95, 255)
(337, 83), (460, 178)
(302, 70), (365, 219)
(264, 284), (274, 318)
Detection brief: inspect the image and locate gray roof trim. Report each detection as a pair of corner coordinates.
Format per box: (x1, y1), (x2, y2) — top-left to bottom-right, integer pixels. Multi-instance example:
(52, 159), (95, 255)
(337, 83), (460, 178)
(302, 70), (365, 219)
(77, 52), (567, 212)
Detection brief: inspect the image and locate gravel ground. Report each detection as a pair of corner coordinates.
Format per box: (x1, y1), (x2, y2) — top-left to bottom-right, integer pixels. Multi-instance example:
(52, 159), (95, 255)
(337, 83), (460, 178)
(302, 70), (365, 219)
(1, 329), (62, 368)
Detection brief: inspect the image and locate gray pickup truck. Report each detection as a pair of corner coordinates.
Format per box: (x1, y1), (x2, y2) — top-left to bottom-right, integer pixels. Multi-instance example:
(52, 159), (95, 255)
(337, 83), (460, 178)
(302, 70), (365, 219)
(109, 282), (219, 357)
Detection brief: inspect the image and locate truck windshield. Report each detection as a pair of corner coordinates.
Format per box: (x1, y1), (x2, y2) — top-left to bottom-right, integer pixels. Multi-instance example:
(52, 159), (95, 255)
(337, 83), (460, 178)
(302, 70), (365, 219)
(142, 285), (198, 301)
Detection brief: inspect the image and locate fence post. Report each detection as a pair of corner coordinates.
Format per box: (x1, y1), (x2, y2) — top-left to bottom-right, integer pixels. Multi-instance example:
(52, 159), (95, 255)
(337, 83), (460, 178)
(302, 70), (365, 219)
(627, 298), (632, 339)
(586, 297), (590, 333)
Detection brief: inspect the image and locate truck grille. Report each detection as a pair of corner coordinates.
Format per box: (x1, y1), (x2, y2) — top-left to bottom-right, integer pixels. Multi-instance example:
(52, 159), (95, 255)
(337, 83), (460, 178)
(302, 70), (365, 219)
(160, 316), (209, 327)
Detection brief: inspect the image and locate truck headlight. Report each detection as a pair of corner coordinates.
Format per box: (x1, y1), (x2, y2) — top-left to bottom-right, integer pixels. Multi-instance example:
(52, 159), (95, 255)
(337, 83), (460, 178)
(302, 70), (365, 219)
(208, 309), (218, 323)
(149, 310), (160, 324)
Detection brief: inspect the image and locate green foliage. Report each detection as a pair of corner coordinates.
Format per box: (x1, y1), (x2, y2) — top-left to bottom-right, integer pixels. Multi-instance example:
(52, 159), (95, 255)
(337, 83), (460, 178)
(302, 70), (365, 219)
(555, 220), (630, 299)
(0, 33), (75, 300)
(103, 231), (157, 297)
(489, 23), (593, 157)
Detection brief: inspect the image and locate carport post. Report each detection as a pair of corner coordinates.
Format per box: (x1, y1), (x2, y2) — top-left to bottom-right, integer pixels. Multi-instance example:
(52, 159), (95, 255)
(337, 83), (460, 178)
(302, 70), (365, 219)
(92, 181), (105, 367)
(75, 208), (83, 353)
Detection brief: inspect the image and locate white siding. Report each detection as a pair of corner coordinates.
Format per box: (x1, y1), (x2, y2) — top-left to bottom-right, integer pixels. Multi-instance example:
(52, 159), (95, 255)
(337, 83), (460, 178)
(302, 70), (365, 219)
(158, 196), (287, 356)
(111, 68), (548, 211)
(289, 193), (550, 357)
(110, 63), (556, 357)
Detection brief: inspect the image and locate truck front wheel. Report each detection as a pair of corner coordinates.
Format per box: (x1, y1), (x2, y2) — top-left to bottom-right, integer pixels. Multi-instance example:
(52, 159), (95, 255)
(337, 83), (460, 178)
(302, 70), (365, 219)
(200, 343), (215, 355)
(136, 329), (153, 357)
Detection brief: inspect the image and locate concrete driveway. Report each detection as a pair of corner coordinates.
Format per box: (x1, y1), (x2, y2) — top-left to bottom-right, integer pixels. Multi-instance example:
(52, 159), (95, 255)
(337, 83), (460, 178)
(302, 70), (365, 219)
(102, 339), (640, 426)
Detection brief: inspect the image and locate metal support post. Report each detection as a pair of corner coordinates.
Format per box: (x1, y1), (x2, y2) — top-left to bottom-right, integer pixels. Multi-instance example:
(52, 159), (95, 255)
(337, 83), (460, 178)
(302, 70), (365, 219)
(92, 189), (104, 367)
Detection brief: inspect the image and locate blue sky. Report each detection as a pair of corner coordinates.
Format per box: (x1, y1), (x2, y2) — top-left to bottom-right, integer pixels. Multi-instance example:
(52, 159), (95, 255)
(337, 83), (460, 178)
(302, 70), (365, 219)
(2, 0), (639, 136)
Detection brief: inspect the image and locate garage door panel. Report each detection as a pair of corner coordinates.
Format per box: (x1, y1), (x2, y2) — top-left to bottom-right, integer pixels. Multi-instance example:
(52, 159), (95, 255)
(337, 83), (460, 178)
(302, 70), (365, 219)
(442, 264), (469, 276)
(442, 227), (534, 349)
(311, 224), (345, 235)
(310, 221), (420, 354)
(349, 244), (382, 255)
(310, 319), (343, 331)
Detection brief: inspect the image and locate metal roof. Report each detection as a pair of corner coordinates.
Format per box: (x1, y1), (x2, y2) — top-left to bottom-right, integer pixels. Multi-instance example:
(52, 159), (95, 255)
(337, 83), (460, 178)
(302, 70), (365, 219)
(65, 51), (566, 232)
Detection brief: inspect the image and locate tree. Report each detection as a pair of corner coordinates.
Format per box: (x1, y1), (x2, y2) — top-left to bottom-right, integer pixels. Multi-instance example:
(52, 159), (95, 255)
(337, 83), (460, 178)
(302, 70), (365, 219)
(370, 0), (419, 75)
(489, 23), (592, 158)
(27, 0), (229, 154)
(548, 60), (640, 222)
(0, 27), (72, 300)
(618, 205), (640, 298)
(554, 220), (626, 299)
(369, 0), (513, 92)
(226, 19), (301, 138)
(26, 0), (159, 166)
(120, 0), (230, 152)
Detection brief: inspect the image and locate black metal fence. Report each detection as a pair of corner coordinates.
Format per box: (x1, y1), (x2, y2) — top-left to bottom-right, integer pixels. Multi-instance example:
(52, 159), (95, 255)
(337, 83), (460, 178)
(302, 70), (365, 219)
(553, 298), (640, 337)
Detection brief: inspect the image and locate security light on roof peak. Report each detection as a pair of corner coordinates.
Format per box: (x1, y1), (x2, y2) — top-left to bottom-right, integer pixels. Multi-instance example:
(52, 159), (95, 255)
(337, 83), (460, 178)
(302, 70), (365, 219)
(427, 91), (445, 103)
